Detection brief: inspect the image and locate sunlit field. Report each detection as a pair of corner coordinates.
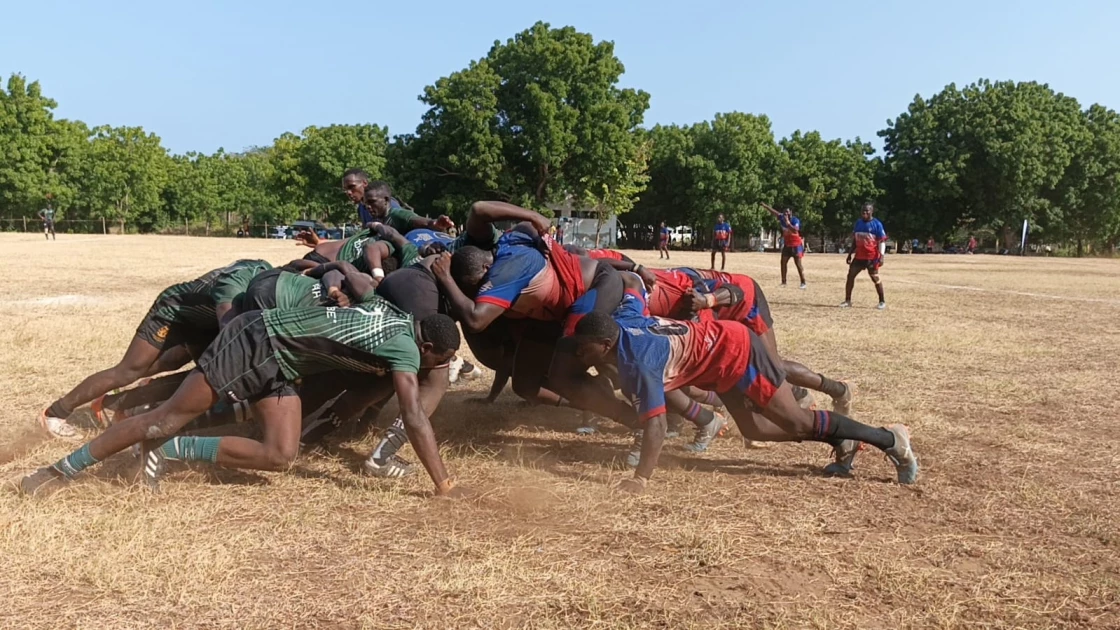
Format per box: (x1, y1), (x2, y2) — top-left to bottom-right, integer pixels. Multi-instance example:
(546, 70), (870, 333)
(1, 233), (1118, 629)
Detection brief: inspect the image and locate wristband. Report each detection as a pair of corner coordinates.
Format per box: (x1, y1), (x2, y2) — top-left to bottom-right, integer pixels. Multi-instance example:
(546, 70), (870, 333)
(372, 268), (385, 279)
(705, 293), (717, 308)
(633, 264), (643, 274)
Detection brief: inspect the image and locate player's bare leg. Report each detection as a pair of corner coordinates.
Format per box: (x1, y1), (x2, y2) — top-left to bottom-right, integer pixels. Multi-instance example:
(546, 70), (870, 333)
(40, 336), (192, 439)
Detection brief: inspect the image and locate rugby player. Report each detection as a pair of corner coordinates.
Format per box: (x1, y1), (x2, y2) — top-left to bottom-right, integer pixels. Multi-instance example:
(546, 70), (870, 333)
(761, 203), (806, 288)
(842, 202), (887, 310)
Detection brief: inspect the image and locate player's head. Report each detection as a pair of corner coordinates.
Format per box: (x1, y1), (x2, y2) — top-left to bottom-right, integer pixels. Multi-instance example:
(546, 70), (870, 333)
(861, 202), (874, 219)
(342, 168), (369, 203)
(419, 241), (447, 257)
(418, 314), (461, 368)
(363, 182), (393, 218)
(570, 311), (619, 368)
(717, 214), (725, 223)
(784, 208), (793, 219)
(659, 220), (665, 227)
(450, 246), (494, 294)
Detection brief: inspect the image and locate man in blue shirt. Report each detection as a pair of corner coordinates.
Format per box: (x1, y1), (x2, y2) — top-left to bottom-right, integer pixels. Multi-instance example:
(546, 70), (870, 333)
(842, 203), (888, 310)
(710, 214), (733, 271)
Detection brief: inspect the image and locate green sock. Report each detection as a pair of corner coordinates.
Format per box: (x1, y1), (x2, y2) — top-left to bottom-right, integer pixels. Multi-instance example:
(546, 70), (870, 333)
(159, 436), (221, 463)
(53, 444), (99, 479)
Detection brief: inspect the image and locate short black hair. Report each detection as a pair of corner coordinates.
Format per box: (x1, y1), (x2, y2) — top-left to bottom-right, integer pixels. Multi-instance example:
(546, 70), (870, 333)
(450, 246), (490, 285)
(365, 180), (392, 196)
(381, 253), (400, 274)
(862, 202), (875, 212)
(573, 311), (619, 342)
(342, 168), (369, 182)
(420, 314), (461, 354)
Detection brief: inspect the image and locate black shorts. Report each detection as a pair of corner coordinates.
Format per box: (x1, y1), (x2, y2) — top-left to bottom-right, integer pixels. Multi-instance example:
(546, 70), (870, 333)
(244, 269), (283, 311)
(135, 293), (218, 351)
(196, 311), (297, 404)
(849, 259), (882, 273)
(464, 317), (516, 371)
(781, 245), (804, 259)
(713, 240), (730, 252)
(303, 250), (331, 264)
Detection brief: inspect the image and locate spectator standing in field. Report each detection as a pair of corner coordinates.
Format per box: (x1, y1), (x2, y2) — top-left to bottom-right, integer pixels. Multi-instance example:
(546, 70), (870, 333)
(38, 202), (56, 240)
(841, 202), (888, 310)
(761, 203), (806, 288)
(710, 214), (732, 271)
(967, 235), (978, 254)
(658, 221), (671, 259)
(926, 237), (935, 254)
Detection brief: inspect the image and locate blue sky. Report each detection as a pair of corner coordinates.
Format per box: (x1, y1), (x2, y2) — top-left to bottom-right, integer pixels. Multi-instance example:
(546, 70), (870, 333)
(3, 0), (1118, 155)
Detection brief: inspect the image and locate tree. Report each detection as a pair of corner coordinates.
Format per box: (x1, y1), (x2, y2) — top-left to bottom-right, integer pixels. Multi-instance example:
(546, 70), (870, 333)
(297, 124), (388, 222)
(77, 125), (171, 228)
(579, 138), (651, 246)
(880, 80), (1088, 246)
(1050, 104), (1120, 255)
(398, 22), (650, 219)
(0, 74), (85, 219)
(773, 131), (880, 247)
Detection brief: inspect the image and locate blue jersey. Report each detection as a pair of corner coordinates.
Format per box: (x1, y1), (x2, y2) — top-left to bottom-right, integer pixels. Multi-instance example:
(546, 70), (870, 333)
(405, 228), (454, 250)
(610, 290), (752, 421)
(475, 231), (561, 320)
(853, 218), (887, 260)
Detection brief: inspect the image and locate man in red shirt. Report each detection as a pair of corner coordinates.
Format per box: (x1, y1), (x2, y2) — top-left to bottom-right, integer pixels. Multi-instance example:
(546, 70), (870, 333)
(761, 203), (807, 288)
(842, 203), (888, 310)
(568, 288), (919, 493)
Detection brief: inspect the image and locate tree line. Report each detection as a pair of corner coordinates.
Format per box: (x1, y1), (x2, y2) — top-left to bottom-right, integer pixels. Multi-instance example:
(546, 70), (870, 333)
(2, 22), (1118, 254)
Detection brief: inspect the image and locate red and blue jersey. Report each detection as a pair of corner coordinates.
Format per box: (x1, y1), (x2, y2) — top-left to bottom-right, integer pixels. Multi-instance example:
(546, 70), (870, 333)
(659, 226), (671, 243)
(475, 231), (584, 321)
(853, 218), (887, 261)
(646, 268), (699, 319)
(779, 216), (803, 247)
(611, 289), (755, 421)
(586, 249), (625, 262)
(405, 228), (454, 250)
(713, 222), (732, 243)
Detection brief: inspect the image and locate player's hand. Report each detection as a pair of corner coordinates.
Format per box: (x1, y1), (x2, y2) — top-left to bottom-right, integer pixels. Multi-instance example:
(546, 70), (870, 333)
(371, 223), (393, 238)
(327, 287), (350, 308)
(529, 213), (551, 236)
(436, 484), (476, 500)
(690, 290), (713, 313)
(433, 215), (455, 232)
(431, 251), (453, 279)
(637, 266), (658, 292)
(845, 254), (853, 265)
(294, 229), (320, 247)
(615, 477), (647, 495)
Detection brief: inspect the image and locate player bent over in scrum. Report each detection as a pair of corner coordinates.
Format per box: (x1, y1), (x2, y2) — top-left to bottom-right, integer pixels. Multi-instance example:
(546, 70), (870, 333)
(38, 259), (273, 440)
(567, 291), (919, 494)
(21, 289), (469, 498)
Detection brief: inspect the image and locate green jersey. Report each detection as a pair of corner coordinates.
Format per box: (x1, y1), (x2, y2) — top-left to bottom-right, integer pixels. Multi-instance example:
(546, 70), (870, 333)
(385, 207), (423, 234)
(212, 261), (274, 308)
(274, 271), (333, 309)
(337, 231), (420, 273)
(155, 259), (271, 328)
(262, 293), (421, 379)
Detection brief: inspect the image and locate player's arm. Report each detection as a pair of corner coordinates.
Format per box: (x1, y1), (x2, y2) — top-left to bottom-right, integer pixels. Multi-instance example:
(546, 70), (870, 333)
(430, 251), (507, 333)
(759, 202), (781, 218)
(417, 366), (451, 416)
(371, 223), (409, 251)
(618, 370), (670, 494)
(467, 201), (550, 240)
(392, 370), (457, 496)
(304, 260), (372, 304)
(280, 259), (319, 273)
(320, 270), (349, 307)
(359, 240), (394, 282)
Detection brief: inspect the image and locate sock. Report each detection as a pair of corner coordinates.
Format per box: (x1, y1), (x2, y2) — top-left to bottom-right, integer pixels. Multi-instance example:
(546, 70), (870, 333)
(53, 444), (99, 478)
(681, 401), (715, 427)
(47, 400), (72, 420)
(370, 417), (407, 462)
(702, 391), (722, 407)
(817, 375), (847, 399)
(159, 436), (221, 463)
(812, 410), (895, 451)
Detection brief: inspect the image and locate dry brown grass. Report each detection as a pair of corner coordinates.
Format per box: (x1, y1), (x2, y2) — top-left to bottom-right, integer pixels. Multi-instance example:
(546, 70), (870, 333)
(1, 233), (1118, 629)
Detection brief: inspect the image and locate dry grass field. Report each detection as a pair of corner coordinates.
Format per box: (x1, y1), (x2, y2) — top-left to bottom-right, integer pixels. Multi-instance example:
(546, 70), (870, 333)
(1, 233), (1118, 629)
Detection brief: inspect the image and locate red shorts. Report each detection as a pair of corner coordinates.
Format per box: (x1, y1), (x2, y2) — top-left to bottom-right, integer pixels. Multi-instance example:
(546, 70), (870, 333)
(728, 329), (785, 409)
